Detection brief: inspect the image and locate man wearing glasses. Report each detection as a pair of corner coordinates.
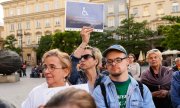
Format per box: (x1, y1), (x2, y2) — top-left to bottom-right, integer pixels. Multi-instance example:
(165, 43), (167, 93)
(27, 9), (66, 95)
(93, 45), (155, 108)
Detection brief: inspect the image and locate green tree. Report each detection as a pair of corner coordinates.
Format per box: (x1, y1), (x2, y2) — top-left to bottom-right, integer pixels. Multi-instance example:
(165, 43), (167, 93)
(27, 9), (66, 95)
(36, 35), (53, 60)
(162, 15), (180, 23)
(115, 17), (155, 54)
(89, 30), (118, 51)
(51, 31), (81, 54)
(4, 35), (21, 54)
(115, 17), (155, 41)
(160, 24), (180, 50)
(158, 15), (180, 50)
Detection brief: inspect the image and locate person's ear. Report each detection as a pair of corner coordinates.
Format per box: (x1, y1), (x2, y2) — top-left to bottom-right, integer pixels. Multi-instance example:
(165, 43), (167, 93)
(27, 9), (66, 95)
(63, 68), (70, 78)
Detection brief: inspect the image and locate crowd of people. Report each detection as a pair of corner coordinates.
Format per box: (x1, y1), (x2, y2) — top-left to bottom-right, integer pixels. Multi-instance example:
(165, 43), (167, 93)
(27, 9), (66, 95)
(2, 27), (180, 108)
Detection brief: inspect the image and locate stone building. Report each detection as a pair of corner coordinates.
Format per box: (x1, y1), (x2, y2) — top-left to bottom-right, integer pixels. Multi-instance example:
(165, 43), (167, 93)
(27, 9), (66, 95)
(2, 0), (179, 65)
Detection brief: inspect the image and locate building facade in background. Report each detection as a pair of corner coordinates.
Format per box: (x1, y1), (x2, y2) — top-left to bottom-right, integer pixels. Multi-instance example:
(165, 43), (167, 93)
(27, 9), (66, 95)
(1, 0), (66, 65)
(1, 0), (180, 65)
(130, 0), (180, 30)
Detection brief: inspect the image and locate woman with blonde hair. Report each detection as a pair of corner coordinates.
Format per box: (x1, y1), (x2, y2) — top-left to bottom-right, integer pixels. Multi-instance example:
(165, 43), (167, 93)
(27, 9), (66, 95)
(22, 49), (72, 108)
(69, 27), (103, 93)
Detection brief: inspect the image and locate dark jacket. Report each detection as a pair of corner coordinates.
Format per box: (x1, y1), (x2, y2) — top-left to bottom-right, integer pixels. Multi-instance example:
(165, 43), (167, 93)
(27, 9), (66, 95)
(172, 65), (179, 72)
(171, 71), (180, 108)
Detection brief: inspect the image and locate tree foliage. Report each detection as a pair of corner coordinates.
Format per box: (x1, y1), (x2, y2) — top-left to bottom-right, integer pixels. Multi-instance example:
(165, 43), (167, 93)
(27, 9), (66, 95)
(89, 30), (117, 51)
(118, 40), (148, 55)
(160, 24), (180, 50)
(36, 35), (53, 60)
(114, 17), (155, 55)
(159, 15), (180, 50)
(115, 17), (155, 41)
(51, 31), (81, 54)
(4, 35), (21, 54)
(162, 15), (180, 23)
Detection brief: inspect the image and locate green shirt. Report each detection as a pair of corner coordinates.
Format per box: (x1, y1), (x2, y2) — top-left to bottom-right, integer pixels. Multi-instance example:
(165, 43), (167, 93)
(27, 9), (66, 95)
(113, 78), (131, 108)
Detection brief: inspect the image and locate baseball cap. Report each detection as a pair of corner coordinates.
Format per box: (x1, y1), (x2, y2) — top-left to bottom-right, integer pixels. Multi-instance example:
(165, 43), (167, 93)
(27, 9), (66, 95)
(103, 44), (127, 57)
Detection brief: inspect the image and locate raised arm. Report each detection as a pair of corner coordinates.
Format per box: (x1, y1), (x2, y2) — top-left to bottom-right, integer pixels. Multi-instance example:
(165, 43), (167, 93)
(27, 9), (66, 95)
(68, 27), (93, 84)
(73, 26), (93, 58)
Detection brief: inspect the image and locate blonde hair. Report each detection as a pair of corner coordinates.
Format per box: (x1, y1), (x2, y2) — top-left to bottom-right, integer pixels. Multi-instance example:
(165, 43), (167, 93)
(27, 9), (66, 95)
(44, 88), (96, 108)
(84, 46), (102, 68)
(146, 49), (163, 61)
(42, 49), (72, 77)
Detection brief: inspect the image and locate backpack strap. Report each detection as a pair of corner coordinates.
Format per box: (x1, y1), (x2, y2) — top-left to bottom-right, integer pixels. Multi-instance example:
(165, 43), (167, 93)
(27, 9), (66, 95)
(100, 83), (109, 108)
(94, 74), (103, 87)
(137, 81), (144, 99)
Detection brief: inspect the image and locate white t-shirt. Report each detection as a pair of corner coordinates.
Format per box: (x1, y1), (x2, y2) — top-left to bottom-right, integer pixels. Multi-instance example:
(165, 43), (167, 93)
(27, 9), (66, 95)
(22, 82), (89, 108)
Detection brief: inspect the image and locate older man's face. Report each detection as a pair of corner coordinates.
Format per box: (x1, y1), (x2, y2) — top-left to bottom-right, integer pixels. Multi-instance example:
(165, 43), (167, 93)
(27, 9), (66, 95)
(147, 53), (161, 67)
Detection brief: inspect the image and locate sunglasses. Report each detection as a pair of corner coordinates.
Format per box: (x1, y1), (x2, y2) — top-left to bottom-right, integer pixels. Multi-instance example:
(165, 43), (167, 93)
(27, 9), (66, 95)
(80, 54), (95, 60)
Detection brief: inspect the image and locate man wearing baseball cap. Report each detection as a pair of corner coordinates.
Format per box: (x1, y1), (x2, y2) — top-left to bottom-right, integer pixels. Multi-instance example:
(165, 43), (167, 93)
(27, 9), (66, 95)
(93, 44), (155, 108)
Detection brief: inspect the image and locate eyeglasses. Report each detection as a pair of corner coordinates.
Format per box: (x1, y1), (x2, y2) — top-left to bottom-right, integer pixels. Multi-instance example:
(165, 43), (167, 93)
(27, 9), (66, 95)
(80, 54), (95, 60)
(106, 57), (127, 65)
(42, 64), (64, 72)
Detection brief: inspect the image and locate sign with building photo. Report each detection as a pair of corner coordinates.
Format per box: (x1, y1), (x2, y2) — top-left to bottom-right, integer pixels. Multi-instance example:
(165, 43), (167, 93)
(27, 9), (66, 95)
(65, 1), (104, 32)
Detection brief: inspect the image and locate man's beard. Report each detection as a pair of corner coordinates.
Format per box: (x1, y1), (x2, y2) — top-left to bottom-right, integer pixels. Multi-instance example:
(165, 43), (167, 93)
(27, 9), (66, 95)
(110, 73), (122, 77)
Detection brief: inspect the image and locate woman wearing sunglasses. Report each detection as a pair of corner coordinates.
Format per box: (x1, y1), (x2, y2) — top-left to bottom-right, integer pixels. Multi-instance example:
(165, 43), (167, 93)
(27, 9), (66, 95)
(69, 26), (103, 93)
(22, 49), (72, 108)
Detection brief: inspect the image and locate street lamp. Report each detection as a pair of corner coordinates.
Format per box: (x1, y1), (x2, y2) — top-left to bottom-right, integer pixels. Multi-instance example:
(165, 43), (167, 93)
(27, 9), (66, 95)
(17, 29), (23, 62)
(126, 0), (130, 40)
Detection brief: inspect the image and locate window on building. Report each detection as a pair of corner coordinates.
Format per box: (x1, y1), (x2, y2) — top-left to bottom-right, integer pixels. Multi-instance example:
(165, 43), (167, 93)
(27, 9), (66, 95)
(36, 20), (41, 28)
(35, 4), (40, 12)
(55, 18), (60, 26)
(37, 35), (41, 44)
(133, 8), (138, 17)
(9, 9), (14, 16)
(54, 0), (60, 9)
(17, 8), (21, 15)
(17, 23), (22, 30)
(143, 6), (149, 16)
(119, 16), (125, 26)
(26, 22), (30, 29)
(108, 17), (115, 27)
(45, 3), (49, 11)
(45, 19), (50, 27)
(26, 35), (31, 45)
(18, 36), (22, 47)
(157, 4), (164, 15)
(108, 4), (114, 13)
(27, 53), (31, 61)
(172, 3), (179, 13)
(26, 5), (29, 14)
(10, 24), (15, 31)
(119, 4), (125, 12)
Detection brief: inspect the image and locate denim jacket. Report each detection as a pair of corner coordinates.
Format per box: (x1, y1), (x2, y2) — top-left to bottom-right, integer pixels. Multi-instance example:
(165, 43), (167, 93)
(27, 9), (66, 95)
(171, 71), (180, 108)
(93, 75), (155, 108)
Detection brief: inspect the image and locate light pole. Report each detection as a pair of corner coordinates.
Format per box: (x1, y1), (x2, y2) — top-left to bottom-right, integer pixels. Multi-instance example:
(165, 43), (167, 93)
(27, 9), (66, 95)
(126, 0), (130, 40)
(17, 29), (23, 62)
